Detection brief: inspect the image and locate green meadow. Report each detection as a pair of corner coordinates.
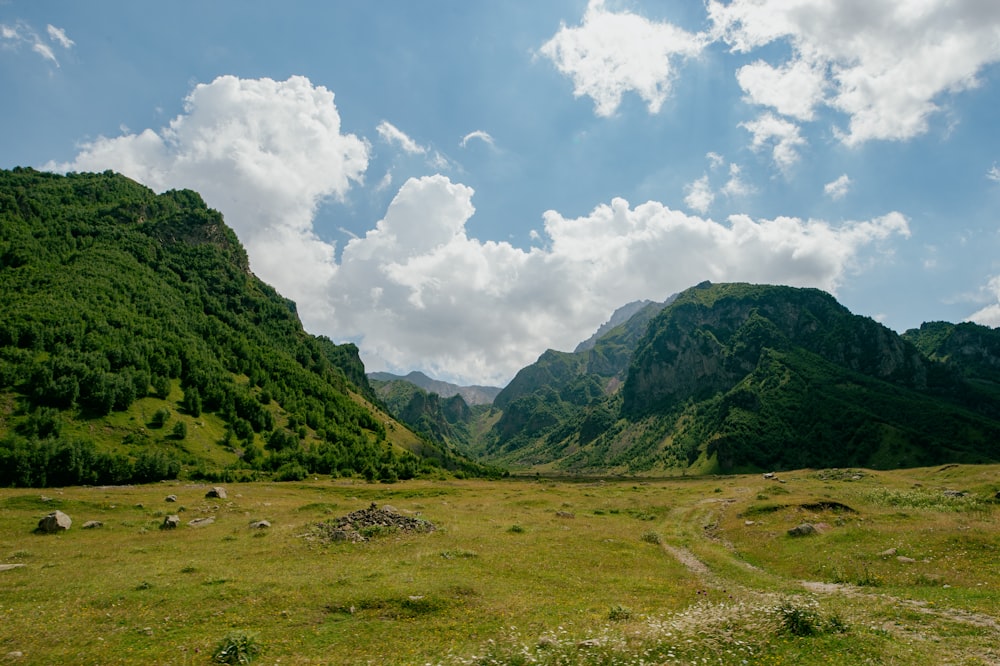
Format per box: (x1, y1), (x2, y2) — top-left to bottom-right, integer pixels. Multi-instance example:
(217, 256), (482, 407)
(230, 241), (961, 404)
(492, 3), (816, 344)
(1, 465), (998, 665)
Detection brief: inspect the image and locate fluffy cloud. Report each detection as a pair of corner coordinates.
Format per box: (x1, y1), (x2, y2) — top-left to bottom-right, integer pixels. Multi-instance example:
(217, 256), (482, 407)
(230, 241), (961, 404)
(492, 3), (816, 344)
(333, 176), (909, 384)
(684, 175), (714, 214)
(741, 113), (806, 171)
(824, 174), (852, 200)
(966, 276), (1000, 327)
(736, 59), (826, 121)
(49, 75), (370, 326)
(539, 0), (706, 117)
(710, 0), (1000, 146)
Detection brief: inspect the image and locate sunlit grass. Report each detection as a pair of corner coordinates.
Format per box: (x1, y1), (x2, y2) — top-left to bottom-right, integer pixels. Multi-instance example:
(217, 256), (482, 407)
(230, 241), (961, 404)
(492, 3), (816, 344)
(0, 466), (998, 664)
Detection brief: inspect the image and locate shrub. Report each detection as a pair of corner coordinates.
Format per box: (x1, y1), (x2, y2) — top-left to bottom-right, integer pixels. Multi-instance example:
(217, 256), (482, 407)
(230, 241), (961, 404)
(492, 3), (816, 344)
(213, 630), (260, 664)
(507, 524), (525, 534)
(274, 462), (308, 482)
(641, 530), (662, 544)
(150, 408), (170, 428)
(608, 604), (633, 621)
(776, 599), (821, 636)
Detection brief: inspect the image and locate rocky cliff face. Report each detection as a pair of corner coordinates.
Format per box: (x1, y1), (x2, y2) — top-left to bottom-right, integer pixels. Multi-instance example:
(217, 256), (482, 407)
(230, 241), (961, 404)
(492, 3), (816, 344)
(623, 283), (929, 415)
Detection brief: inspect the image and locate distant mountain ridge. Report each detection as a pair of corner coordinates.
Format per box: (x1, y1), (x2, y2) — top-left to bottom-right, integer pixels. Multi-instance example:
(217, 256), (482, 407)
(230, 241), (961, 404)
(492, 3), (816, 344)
(368, 370), (501, 406)
(477, 281), (1000, 474)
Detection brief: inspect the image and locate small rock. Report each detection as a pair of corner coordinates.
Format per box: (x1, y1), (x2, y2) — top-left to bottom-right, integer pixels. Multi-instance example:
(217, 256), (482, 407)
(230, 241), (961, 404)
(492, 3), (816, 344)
(5, 651), (24, 660)
(187, 517), (215, 528)
(555, 511), (575, 519)
(381, 505), (397, 514)
(0, 564), (26, 572)
(205, 487), (227, 499)
(943, 489), (966, 498)
(763, 472), (775, 479)
(577, 639), (601, 649)
(36, 510), (71, 533)
(787, 523), (816, 537)
(82, 521), (103, 529)
(879, 547), (898, 557)
(161, 515), (180, 529)
(165, 495), (178, 503)
(249, 520), (271, 529)
(896, 556), (916, 564)
(744, 520), (756, 526)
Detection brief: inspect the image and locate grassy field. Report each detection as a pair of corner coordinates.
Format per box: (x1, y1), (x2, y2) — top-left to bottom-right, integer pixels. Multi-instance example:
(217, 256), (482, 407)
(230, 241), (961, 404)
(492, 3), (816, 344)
(1, 465), (998, 665)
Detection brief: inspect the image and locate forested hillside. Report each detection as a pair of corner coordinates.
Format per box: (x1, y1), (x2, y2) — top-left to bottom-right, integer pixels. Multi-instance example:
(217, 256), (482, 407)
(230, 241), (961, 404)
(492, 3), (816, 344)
(0, 168), (491, 487)
(476, 282), (1000, 474)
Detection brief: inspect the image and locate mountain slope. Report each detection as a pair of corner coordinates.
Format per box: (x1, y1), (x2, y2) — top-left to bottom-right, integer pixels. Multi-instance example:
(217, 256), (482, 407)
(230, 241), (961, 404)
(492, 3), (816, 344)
(479, 282), (1000, 474)
(0, 168), (490, 486)
(367, 370), (501, 406)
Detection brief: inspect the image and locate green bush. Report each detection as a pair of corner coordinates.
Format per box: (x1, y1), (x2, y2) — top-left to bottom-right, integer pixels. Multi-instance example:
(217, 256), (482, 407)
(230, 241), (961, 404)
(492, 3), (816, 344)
(212, 630), (260, 664)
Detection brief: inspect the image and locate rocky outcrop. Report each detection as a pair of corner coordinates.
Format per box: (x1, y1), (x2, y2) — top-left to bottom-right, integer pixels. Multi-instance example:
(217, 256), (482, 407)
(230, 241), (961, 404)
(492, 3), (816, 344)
(35, 511), (71, 533)
(311, 503), (435, 543)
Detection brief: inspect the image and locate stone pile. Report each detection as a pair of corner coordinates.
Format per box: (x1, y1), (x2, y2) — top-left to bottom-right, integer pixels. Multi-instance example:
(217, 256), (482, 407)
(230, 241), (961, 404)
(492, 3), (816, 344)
(312, 503), (435, 543)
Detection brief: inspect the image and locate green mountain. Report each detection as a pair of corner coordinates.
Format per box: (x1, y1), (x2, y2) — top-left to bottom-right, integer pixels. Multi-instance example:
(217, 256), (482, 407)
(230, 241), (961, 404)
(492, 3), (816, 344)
(0, 168), (491, 487)
(369, 377), (491, 456)
(368, 370), (501, 406)
(479, 282), (1000, 474)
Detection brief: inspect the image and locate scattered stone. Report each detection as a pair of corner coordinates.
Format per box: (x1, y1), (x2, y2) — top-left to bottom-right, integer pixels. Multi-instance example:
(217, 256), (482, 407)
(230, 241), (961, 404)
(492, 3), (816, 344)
(5, 651), (24, 660)
(249, 520), (271, 529)
(763, 472), (775, 479)
(555, 511), (575, 519)
(161, 515), (180, 529)
(577, 639), (601, 649)
(0, 564), (26, 572)
(537, 635), (559, 649)
(381, 505), (398, 514)
(187, 517), (215, 528)
(787, 523), (817, 537)
(82, 521), (103, 529)
(897, 556), (917, 564)
(880, 547), (898, 557)
(205, 487), (227, 499)
(165, 495), (178, 503)
(35, 510), (71, 533)
(943, 489), (967, 498)
(310, 502), (435, 543)
(744, 520), (756, 526)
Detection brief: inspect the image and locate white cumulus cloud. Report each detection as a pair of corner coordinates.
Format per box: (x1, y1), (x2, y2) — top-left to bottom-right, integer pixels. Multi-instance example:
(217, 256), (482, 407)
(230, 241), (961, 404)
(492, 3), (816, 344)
(966, 276), (1000, 327)
(824, 174), (852, 200)
(741, 112), (806, 172)
(710, 0), (1000, 146)
(988, 163), (1000, 183)
(684, 175), (714, 214)
(539, 0), (707, 117)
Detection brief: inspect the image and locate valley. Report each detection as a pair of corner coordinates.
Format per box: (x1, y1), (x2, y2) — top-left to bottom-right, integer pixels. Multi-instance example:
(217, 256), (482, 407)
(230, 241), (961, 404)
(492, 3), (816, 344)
(1, 465), (998, 664)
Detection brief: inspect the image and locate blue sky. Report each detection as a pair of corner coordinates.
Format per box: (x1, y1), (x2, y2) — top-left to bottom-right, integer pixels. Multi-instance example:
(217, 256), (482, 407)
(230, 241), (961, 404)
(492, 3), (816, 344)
(3, 0), (1000, 386)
